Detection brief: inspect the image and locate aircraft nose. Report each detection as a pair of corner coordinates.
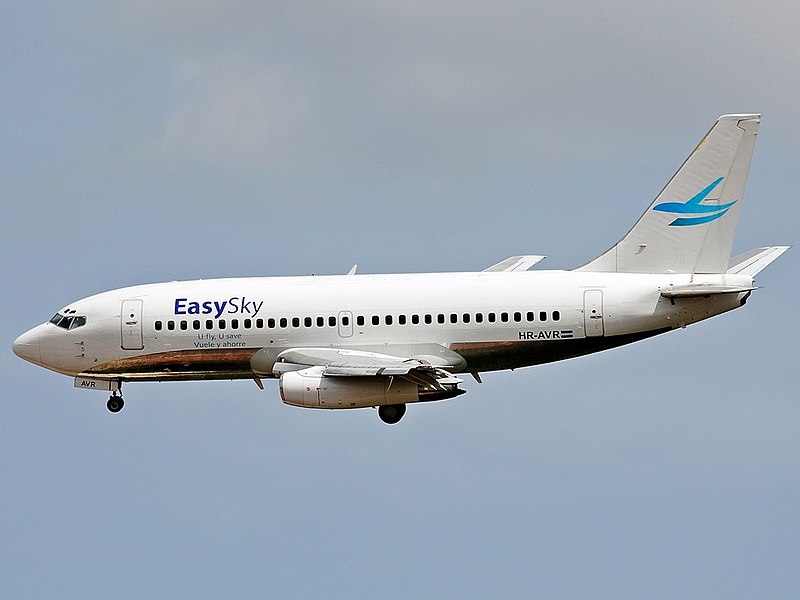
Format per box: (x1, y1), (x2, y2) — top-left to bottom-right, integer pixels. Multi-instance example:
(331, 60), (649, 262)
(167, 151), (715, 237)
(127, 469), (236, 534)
(12, 327), (43, 366)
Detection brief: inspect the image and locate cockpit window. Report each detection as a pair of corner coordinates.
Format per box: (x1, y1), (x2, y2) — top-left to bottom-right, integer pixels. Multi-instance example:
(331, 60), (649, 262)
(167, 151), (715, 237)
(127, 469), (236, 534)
(49, 312), (87, 330)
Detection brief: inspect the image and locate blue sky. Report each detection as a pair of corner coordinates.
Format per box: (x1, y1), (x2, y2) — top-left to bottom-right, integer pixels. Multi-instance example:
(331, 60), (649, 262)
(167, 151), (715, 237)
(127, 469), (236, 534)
(2, 2), (799, 597)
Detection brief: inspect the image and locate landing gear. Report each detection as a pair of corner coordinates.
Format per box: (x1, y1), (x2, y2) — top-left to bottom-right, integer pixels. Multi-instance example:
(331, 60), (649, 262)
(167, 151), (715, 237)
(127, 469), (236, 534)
(378, 403), (406, 425)
(107, 393), (124, 413)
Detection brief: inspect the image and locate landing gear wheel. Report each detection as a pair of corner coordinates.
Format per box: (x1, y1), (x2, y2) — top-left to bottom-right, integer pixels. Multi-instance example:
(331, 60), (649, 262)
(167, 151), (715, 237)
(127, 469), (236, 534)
(107, 395), (124, 413)
(378, 403), (406, 424)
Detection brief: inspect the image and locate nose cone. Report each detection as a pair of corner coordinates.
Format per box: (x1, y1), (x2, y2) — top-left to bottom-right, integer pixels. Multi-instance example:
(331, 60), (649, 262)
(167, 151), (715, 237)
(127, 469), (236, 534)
(13, 326), (44, 366)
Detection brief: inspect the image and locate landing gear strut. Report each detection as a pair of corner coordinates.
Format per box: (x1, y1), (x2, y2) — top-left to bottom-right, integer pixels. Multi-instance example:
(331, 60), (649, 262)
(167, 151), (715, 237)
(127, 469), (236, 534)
(107, 391), (124, 413)
(378, 403), (406, 425)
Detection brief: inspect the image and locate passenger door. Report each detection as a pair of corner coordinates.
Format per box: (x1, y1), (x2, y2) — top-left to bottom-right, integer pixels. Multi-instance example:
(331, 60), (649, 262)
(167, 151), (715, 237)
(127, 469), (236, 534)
(120, 299), (144, 350)
(583, 290), (604, 337)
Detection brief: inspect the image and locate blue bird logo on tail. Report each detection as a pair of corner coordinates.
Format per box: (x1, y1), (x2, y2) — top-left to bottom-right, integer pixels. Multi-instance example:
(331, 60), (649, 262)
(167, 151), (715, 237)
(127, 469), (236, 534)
(653, 177), (736, 226)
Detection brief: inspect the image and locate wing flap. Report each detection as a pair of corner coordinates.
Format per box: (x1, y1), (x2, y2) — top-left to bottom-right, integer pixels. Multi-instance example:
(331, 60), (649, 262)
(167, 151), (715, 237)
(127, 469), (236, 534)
(324, 363), (421, 377)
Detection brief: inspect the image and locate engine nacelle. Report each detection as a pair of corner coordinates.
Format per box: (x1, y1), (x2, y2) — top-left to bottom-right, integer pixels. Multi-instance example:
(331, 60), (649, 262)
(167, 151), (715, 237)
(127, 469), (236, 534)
(279, 367), (419, 409)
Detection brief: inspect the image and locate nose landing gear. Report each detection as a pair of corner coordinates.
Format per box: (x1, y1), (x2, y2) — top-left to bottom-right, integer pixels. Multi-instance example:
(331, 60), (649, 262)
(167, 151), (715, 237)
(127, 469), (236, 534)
(107, 387), (124, 413)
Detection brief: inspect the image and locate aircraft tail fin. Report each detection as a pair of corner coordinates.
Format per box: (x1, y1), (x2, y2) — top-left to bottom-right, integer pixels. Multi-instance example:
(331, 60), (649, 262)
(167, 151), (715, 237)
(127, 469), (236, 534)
(576, 114), (761, 274)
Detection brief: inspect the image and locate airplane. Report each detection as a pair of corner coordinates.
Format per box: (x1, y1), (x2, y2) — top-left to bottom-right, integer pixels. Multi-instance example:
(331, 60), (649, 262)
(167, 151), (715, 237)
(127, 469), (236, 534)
(12, 114), (789, 424)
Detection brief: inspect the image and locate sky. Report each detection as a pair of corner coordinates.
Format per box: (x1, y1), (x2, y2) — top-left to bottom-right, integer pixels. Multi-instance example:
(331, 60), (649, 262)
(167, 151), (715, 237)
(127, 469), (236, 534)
(2, 1), (799, 597)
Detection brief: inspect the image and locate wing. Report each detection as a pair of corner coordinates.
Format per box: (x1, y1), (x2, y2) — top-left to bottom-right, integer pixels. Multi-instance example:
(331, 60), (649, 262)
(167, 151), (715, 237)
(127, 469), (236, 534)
(266, 345), (464, 395)
(483, 255), (546, 272)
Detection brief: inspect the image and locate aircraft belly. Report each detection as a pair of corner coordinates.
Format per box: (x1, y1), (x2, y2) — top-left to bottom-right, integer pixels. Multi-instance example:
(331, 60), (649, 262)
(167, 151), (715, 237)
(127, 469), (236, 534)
(79, 327), (673, 381)
(451, 328), (670, 372)
(83, 347), (259, 381)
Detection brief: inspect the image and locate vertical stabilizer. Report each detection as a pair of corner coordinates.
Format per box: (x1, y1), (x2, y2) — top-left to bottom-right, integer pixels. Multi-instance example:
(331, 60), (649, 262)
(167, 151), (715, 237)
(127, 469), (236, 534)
(576, 114), (760, 274)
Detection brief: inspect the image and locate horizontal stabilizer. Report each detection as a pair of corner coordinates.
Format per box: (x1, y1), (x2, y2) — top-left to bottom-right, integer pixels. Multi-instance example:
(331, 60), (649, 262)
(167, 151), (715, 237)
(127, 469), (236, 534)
(484, 255), (546, 272)
(727, 246), (790, 276)
(660, 284), (755, 298)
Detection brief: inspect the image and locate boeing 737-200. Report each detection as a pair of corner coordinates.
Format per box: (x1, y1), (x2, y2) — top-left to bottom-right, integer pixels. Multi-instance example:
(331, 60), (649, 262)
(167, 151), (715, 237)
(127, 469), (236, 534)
(12, 114), (788, 423)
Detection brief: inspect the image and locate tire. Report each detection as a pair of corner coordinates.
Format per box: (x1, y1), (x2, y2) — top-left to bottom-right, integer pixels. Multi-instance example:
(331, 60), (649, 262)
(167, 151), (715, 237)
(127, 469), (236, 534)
(378, 403), (406, 424)
(107, 396), (124, 413)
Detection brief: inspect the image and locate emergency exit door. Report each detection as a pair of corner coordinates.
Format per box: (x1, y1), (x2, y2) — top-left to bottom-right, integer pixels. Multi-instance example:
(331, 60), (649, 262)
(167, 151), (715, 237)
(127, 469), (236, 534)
(338, 311), (353, 338)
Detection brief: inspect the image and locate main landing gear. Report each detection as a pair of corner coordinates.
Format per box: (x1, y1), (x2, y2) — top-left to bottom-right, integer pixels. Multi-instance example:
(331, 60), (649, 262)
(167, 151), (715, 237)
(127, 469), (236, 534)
(107, 388), (124, 413)
(378, 403), (406, 425)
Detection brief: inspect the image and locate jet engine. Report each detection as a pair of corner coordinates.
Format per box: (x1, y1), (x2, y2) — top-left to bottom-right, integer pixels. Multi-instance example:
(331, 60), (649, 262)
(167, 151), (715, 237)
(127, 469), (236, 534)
(279, 367), (419, 409)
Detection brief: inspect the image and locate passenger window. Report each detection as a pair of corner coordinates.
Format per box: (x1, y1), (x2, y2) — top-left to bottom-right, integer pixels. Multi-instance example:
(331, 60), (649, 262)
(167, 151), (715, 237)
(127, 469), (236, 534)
(304, 317), (312, 327)
(475, 313), (483, 323)
(488, 312), (496, 323)
(167, 321), (175, 331)
(329, 316), (336, 327)
(155, 321), (163, 331)
(342, 316), (350, 326)
(463, 313), (470, 323)
(437, 314), (445, 324)
(372, 315), (379, 326)
(553, 311), (560, 321)
(206, 319), (213, 329)
(399, 315), (406, 325)
(180, 320), (187, 330)
(527, 311), (535, 322)
(513, 312), (521, 323)
(292, 317), (300, 328)
(540, 311), (547, 322)
(424, 314), (432, 325)
(501, 313), (509, 323)
(231, 319), (239, 329)
(411, 314), (419, 325)
(280, 318), (288, 328)
(357, 315), (365, 326)
(218, 319), (226, 330)
(265, 318), (273, 329)
(244, 319), (252, 329)
(385, 315), (393, 325)
(193, 320), (201, 330)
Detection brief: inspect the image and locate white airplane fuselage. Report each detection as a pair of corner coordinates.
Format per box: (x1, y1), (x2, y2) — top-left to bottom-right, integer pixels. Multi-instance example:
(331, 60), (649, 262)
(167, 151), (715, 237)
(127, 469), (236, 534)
(14, 270), (752, 381)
